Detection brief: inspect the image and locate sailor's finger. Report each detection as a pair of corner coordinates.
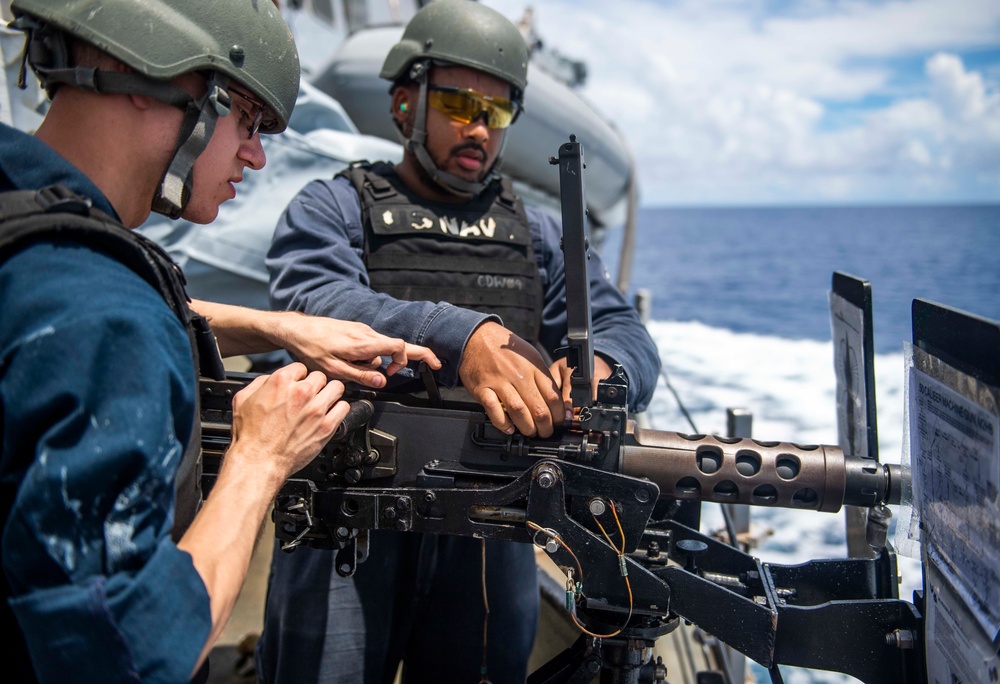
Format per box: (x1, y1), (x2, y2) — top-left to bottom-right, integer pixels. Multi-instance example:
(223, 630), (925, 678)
(315, 378), (346, 408)
(384, 344), (442, 376)
(303, 369), (332, 394)
(319, 359), (389, 389)
(271, 361), (309, 380)
(501, 388), (551, 439)
(556, 364), (574, 418)
(479, 389), (515, 435)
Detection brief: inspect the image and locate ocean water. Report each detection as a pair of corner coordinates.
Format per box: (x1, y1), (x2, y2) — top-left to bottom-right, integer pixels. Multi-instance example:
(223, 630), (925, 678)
(608, 204), (1000, 684)
(624, 205), (1000, 355)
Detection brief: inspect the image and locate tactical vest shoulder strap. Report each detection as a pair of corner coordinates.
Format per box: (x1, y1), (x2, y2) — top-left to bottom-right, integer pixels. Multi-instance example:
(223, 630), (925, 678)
(0, 185), (190, 322)
(339, 161), (399, 207)
(496, 177), (520, 214)
(496, 177), (532, 234)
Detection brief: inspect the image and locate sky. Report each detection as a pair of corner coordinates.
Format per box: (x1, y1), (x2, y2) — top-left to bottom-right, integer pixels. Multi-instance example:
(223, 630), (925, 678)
(4, 1), (997, 207)
(476, 0), (1000, 207)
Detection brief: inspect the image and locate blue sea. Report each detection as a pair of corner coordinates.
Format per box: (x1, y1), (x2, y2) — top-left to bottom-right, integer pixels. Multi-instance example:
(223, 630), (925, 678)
(603, 204), (1000, 684)
(621, 205), (1000, 354)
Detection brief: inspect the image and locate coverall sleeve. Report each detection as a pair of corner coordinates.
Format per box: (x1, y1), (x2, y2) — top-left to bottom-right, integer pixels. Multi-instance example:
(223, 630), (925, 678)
(0, 242), (210, 684)
(531, 209), (662, 412)
(266, 177), (495, 388)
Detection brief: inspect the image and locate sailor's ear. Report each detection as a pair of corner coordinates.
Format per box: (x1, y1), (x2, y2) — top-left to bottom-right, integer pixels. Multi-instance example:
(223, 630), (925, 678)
(390, 88), (413, 137)
(390, 88), (411, 123)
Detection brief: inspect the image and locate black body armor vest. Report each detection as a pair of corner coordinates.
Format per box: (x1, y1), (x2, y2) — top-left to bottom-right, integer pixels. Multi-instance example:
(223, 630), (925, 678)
(0, 185), (224, 542)
(343, 162), (544, 343)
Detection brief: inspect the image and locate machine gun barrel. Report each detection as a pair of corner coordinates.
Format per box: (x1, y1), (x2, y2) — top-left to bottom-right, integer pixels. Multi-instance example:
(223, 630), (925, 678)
(620, 424), (902, 512)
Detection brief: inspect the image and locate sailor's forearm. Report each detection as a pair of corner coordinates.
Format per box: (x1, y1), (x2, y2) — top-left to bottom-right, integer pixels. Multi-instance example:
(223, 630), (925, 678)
(188, 299), (284, 357)
(178, 446), (282, 673)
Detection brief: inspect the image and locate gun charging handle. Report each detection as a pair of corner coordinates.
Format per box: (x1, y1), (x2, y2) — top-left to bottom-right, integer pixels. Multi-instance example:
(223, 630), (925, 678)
(331, 399), (375, 441)
(551, 134), (594, 410)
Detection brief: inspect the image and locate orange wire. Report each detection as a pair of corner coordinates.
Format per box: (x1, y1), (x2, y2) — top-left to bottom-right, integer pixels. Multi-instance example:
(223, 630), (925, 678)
(526, 500), (635, 639)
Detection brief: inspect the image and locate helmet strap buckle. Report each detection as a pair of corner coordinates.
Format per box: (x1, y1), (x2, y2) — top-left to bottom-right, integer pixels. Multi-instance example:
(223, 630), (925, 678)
(208, 86), (232, 117)
(408, 60), (429, 83)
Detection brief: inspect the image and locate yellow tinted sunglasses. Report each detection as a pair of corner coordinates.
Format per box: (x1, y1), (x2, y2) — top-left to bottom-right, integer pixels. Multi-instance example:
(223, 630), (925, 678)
(427, 85), (519, 129)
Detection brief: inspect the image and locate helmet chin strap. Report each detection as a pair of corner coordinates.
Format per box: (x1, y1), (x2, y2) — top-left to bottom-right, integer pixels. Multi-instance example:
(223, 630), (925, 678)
(151, 72), (232, 218)
(405, 62), (505, 200)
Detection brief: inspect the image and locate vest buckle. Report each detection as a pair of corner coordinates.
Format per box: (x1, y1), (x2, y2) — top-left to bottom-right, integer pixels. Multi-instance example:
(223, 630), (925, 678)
(35, 185), (93, 216)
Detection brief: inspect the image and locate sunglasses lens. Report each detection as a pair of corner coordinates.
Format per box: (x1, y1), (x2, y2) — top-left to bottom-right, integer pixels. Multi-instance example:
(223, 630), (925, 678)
(428, 89), (515, 129)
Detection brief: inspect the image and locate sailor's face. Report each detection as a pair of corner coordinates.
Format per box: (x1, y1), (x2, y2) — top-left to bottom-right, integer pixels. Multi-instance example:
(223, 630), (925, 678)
(181, 81), (267, 224)
(422, 66), (509, 184)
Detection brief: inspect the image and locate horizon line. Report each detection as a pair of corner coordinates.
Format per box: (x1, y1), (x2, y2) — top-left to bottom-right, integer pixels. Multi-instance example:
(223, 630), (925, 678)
(638, 200), (1000, 210)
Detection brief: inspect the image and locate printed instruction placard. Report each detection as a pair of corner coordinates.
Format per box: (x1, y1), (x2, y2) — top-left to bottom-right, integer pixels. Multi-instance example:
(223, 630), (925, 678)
(908, 350), (1000, 642)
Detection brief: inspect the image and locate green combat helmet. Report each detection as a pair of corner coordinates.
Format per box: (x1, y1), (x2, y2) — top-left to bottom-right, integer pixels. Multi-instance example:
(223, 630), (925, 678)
(10, 0), (300, 218)
(381, 0), (529, 198)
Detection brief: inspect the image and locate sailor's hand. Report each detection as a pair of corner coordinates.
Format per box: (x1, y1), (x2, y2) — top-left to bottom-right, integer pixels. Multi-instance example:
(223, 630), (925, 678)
(549, 355), (614, 409)
(229, 363), (349, 481)
(187, 301), (440, 385)
(274, 312), (441, 388)
(458, 321), (566, 438)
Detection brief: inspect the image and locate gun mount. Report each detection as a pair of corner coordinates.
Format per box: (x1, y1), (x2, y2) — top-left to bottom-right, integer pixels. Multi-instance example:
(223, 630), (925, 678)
(199, 137), (926, 683)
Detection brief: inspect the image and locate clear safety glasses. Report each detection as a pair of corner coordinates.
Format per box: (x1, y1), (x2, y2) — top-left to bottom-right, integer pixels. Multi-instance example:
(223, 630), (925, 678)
(228, 87), (277, 139)
(427, 85), (519, 129)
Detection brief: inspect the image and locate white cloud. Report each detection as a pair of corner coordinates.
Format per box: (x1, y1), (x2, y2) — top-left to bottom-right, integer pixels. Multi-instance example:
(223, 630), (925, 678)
(483, 0), (1000, 204)
(927, 52), (997, 121)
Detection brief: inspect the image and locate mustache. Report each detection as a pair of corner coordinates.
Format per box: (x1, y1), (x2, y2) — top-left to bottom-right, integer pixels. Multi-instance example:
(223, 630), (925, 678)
(449, 141), (486, 159)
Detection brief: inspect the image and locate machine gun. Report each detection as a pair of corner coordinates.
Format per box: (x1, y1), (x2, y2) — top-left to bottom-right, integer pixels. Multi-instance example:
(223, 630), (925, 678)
(199, 138), (925, 684)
